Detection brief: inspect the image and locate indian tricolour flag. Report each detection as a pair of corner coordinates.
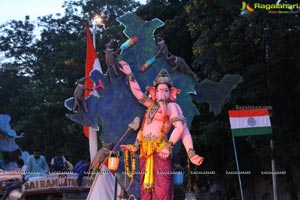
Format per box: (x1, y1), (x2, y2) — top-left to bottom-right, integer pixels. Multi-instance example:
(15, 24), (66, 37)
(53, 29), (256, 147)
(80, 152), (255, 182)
(228, 109), (272, 137)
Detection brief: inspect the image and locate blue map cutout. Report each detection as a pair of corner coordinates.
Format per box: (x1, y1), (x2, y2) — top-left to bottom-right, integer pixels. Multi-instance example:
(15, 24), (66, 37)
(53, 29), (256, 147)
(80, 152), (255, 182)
(64, 13), (243, 198)
(191, 75), (244, 115)
(64, 13), (199, 145)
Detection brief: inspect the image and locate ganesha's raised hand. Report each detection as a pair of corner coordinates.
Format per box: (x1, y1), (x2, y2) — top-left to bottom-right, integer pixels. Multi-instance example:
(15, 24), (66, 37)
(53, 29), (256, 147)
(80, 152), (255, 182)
(119, 60), (132, 75)
(190, 155), (204, 166)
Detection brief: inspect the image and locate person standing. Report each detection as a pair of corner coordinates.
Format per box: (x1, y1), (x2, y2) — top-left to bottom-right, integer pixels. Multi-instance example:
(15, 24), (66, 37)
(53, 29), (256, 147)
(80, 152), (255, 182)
(50, 151), (67, 172)
(64, 156), (74, 171)
(25, 148), (49, 181)
(73, 156), (90, 186)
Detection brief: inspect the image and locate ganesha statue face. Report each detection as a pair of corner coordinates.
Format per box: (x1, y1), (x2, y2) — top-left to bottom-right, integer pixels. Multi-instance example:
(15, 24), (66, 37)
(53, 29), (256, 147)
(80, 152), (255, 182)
(147, 84), (180, 102)
(156, 83), (170, 101)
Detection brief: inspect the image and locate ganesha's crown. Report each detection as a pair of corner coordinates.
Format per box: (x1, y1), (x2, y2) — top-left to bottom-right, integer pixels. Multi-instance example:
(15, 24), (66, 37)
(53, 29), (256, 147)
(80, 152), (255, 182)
(153, 69), (173, 87)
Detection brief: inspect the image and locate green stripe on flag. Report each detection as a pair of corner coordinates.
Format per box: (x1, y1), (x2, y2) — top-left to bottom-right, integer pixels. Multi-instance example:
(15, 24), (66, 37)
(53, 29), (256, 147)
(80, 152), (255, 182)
(232, 127), (272, 137)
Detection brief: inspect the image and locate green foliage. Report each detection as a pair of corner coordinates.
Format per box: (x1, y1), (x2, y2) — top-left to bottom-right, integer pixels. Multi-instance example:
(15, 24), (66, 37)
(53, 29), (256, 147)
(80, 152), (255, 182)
(0, 19), (35, 75)
(1, 0), (300, 198)
(0, 0), (139, 164)
(183, 0), (300, 197)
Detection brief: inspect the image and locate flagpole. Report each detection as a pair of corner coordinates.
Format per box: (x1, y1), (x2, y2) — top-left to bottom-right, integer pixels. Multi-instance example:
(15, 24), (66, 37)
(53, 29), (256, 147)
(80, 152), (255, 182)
(91, 15), (104, 50)
(265, 21), (278, 200)
(92, 24), (96, 49)
(231, 135), (245, 200)
(87, 15), (104, 161)
(270, 139), (278, 200)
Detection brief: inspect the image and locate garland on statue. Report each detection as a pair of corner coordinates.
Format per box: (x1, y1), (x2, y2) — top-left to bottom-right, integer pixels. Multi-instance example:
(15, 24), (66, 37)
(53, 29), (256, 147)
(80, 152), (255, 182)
(124, 145), (136, 178)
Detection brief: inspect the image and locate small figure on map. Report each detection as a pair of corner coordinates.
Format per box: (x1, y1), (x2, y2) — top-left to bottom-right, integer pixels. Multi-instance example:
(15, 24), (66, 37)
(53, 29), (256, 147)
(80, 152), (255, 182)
(104, 39), (120, 80)
(166, 55), (200, 82)
(156, 36), (173, 59)
(73, 77), (93, 113)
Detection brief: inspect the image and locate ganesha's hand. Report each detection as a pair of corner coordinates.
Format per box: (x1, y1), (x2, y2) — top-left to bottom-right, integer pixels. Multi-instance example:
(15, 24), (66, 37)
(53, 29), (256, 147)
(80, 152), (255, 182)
(120, 144), (137, 152)
(119, 60), (132, 75)
(190, 155), (204, 166)
(158, 147), (171, 160)
(120, 144), (130, 151)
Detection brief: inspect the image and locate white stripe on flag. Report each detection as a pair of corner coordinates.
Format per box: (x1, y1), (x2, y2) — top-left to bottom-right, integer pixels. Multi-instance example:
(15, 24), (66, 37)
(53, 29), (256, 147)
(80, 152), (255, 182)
(93, 58), (103, 74)
(229, 116), (271, 129)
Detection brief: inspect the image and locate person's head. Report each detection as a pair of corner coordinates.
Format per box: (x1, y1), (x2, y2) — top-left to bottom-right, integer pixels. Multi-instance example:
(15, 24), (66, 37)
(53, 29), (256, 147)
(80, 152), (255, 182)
(105, 38), (117, 49)
(156, 36), (165, 44)
(33, 148), (41, 159)
(16, 159), (24, 168)
(82, 155), (90, 163)
(76, 77), (86, 85)
(55, 151), (62, 158)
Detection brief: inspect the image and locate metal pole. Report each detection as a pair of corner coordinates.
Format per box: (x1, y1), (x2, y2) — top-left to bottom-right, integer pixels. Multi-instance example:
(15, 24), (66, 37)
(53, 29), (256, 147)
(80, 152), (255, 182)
(265, 22), (278, 200)
(114, 175), (118, 200)
(232, 135), (245, 200)
(92, 23), (96, 49)
(270, 139), (278, 200)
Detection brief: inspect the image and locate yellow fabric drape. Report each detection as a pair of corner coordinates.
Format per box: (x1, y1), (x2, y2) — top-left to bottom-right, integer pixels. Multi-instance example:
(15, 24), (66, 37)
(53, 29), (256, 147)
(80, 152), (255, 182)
(138, 102), (168, 190)
(140, 137), (167, 190)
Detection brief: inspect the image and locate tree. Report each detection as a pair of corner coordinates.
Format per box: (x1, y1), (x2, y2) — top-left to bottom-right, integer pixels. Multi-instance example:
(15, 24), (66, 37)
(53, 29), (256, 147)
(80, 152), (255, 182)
(0, 0), (142, 164)
(184, 0), (300, 198)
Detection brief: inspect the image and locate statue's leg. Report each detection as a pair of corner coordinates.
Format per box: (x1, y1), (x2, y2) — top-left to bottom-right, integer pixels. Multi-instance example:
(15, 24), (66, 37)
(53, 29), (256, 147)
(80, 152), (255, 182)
(172, 65), (179, 71)
(73, 99), (79, 112)
(153, 153), (174, 200)
(82, 101), (88, 112)
(112, 63), (120, 77)
(140, 157), (153, 200)
(106, 67), (113, 82)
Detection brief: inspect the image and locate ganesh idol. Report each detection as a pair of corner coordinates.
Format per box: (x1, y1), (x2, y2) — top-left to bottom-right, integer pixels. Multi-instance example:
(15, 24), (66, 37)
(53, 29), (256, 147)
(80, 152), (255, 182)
(119, 60), (204, 200)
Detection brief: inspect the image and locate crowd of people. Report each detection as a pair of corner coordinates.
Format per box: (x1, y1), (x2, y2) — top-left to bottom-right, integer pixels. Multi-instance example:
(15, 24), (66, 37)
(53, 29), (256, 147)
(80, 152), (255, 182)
(24, 149), (90, 179)
(0, 148), (90, 199)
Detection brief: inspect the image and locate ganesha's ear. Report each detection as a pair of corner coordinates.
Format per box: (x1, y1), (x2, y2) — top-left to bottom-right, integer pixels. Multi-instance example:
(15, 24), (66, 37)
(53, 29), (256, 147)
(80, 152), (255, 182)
(170, 87), (181, 102)
(146, 86), (156, 101)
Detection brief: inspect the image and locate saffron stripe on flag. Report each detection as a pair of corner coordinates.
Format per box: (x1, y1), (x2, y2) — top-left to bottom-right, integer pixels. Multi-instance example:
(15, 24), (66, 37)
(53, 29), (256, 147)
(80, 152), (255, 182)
(232, 127), (272, 137)
(228, 109), (272, 137)
(228, 109), (269, 117)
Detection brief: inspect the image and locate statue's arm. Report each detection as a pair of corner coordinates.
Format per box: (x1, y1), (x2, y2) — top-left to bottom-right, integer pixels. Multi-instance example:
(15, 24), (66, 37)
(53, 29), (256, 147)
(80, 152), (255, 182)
(166, 103), (204, 165)
(157, 103), (185, 160)
(26, 157), (32, 171)
(168, 103), (186, 145)
(119, 60), (152, 107)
